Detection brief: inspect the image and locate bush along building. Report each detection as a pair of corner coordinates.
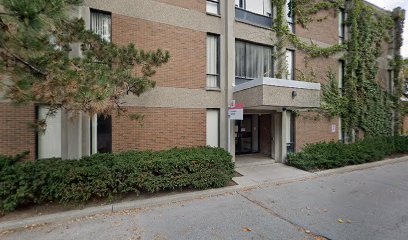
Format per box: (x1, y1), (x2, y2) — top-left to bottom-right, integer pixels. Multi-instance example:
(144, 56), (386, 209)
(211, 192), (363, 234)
(0, 0), (405, 162)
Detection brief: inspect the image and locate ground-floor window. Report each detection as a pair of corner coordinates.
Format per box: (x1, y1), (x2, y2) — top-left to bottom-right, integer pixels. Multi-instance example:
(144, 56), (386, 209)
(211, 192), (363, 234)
(206, 109), (220, 147)
(93, 115), (112, 154)
(37, 106), (62, 159)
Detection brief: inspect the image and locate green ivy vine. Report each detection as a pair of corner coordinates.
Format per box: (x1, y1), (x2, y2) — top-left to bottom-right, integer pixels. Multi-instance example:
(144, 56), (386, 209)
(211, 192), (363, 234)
(271, 0), (405, 140)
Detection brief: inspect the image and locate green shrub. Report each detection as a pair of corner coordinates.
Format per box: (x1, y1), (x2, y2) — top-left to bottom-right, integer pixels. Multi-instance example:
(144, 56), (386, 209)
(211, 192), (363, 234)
(0, 147), (233, 213)
(288, 136), (408, 171)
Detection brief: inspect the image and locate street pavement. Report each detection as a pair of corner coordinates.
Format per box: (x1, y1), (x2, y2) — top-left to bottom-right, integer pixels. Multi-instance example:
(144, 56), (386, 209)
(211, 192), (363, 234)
(2, 160), (408, 240)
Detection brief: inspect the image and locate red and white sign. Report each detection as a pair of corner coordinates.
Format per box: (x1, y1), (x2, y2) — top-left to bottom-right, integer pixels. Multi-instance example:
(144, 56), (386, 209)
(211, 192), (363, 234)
(228, 103), (244, 120)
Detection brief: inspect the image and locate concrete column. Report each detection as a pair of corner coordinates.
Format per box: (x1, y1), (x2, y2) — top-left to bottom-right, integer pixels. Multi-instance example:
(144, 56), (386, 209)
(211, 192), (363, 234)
(281, 110), (288, 163)
(270, 112), (275, 159)
(224, 0), (236, 159)
(91, 114), (98, 154)
(81, 114), (91, 156)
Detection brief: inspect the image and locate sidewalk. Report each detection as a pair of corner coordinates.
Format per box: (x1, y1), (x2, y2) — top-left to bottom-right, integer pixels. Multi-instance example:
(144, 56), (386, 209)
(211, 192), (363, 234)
(1, 155), (408, 232)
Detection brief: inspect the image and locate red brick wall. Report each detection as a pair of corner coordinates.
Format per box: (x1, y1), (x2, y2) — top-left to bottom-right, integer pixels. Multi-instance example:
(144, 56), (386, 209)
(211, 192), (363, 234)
(112, 14), (206, 89)
(295, 7), (339, 45)
(295, 51), (339, 85)
(295, 113), (339, 152)
(112, 107), (206, 152)
(0, 103), (36, 160)
(154, 0), (205, 12)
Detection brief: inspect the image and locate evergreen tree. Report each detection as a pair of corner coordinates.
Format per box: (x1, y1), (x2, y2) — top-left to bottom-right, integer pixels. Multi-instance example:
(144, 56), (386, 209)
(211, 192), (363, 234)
(0, 0), (169, 126)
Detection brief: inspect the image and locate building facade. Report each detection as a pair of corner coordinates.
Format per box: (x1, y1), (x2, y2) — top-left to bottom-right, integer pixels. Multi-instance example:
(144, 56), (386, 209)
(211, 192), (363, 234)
(0, 0), (401, 162)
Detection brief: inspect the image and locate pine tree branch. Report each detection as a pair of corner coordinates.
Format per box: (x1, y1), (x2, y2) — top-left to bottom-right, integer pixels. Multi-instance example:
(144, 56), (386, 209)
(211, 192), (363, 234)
(3, 49), (46, 76)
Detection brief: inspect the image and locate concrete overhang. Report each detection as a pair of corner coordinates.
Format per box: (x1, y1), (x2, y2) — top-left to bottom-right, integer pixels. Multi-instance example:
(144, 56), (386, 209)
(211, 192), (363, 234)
(233, 77), (321, 109)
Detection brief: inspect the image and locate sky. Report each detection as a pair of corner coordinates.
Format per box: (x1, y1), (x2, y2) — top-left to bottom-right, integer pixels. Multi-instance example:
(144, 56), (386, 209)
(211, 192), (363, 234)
(365, 0), (408, 58)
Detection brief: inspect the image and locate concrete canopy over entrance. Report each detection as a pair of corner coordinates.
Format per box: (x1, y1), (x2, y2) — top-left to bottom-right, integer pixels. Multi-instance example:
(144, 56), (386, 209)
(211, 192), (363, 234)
(232, 77), (321, 163)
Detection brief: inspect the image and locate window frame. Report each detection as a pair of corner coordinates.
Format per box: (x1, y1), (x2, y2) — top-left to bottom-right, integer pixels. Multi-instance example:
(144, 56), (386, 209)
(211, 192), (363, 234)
(206, 0), (220, 15)
(235, 40), (274, 84)
(286, 49), (295, 80)
(339, 9), (346, 43)
(339, 60), (345, 95)
(90, 8), (112, 43)
(207, 33), (221, 89)
(287, 0), (295, 33)
(388, 70), (393, 94)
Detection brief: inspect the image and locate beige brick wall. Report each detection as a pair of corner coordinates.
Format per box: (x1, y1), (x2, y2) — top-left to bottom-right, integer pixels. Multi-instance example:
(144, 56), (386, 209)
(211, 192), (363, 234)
(112, 107), (206, 152)
(153, 0), (206, 12)
(112, 13), (206, 89)
(0, 103), (36, 160)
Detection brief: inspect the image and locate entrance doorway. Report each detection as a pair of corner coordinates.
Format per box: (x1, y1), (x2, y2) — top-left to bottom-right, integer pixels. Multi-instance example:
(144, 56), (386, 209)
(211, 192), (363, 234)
(235, 115), (260, 155)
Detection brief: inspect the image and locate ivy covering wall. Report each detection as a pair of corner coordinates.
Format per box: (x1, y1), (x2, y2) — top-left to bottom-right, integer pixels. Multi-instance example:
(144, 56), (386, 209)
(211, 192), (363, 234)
(271, 0), (405, 140)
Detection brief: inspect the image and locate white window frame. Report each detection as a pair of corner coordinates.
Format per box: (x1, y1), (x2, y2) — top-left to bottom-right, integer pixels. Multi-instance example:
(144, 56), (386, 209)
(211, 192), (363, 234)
(207, 34), (220, 88)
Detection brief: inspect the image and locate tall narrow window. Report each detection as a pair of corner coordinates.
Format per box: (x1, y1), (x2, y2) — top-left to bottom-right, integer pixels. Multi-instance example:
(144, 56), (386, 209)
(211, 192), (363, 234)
(235, 40), (273, 85)
(286, 0), (295, 33)
(388, 70), (393, 94)
(207, 34), (220, 88)
(236, 0), (246, 9)
(206, 109), (220, 147)
(90, 10), (112, 42)
(339, 9), (345, 43)
(285, 50), (295, 80)
(339, 60), (345, 95)
(37, 107), (62, 159)
(206, 0), (220, 15)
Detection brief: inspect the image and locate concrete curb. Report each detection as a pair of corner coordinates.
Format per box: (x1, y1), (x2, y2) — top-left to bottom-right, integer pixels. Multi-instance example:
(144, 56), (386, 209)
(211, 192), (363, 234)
(1, 155), (408, 232)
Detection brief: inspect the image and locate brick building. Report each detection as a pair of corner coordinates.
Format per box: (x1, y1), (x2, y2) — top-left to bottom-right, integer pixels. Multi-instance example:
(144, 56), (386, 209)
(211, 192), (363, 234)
(0, 0), (402, 162)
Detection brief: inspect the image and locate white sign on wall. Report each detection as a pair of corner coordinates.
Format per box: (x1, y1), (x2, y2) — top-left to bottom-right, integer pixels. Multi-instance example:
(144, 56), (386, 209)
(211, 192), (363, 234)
(331, 124), (336, 133)
(228, 103), (244, 120)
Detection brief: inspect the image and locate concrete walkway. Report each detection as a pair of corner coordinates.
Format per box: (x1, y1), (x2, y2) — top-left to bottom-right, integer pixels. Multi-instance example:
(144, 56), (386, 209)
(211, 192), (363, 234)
(234, 154), (313, 186)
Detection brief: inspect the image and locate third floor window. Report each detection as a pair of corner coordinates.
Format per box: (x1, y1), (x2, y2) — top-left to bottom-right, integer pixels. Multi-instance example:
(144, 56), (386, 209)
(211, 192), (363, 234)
(206, 0), (220, 15)
(339, 9), (345, 43)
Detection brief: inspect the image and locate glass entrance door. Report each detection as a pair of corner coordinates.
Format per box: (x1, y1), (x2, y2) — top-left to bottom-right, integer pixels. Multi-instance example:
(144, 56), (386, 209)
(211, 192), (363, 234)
(235, 115), (253, 154)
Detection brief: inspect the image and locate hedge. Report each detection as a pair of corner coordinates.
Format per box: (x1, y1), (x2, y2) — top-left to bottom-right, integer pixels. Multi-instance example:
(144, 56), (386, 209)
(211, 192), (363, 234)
(288, 136), (408, 171)
(0, 147), (234, 213)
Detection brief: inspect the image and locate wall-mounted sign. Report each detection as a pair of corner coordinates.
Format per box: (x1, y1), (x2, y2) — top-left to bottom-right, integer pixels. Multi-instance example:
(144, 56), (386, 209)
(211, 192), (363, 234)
(331, 124), (336, 133)
(228, 103), (244, 120)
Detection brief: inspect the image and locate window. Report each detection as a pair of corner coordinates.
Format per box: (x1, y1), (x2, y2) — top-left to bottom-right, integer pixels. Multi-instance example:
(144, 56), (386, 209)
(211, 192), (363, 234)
(90, 10), (112, 42)
(285, 50), (295, 80)
(388, 70), (393, 94)
(37, 107), (62, 159)
(207, 34), (220, 88)
(339, 9), (345, 43)
(206, 109), (220, 147)
(339, 60), (345, 95)
(206, 0), (220, 15)
(286, 0), (295, 33)
(235, 41), (273, 85)
(236, 0), (245, 9)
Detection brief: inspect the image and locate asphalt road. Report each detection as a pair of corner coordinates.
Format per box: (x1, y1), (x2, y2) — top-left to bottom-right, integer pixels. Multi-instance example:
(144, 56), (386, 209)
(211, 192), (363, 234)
(2, 160), (408, 240)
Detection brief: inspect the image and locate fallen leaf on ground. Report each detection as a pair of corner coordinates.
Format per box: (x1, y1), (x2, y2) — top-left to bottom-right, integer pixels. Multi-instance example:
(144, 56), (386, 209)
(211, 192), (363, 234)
(243, 228), (252, 232)
(347, 220), (352, 223)
(338, 218), (343, 223)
